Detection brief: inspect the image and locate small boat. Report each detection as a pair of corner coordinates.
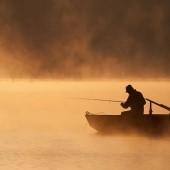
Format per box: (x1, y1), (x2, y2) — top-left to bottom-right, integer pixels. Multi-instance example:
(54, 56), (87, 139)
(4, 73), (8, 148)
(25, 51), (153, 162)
(85, 99), (170, 136)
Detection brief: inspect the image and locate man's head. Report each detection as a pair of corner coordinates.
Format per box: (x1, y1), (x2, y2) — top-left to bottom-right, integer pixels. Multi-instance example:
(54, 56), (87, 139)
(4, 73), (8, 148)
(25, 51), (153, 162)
(126, 85), (134, 94)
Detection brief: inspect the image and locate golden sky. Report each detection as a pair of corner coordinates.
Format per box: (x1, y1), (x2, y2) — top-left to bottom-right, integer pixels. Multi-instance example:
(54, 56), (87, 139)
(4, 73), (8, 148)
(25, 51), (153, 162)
(0, 0), (170, 80)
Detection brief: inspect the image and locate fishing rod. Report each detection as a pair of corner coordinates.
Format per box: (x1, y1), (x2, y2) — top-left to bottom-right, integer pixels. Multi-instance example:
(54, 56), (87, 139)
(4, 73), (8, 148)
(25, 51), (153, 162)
(72, 98), (123, 103)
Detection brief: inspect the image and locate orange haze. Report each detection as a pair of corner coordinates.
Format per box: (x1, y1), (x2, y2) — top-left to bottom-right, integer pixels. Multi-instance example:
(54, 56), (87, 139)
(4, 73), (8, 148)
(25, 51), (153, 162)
(0, 80), (169, 133)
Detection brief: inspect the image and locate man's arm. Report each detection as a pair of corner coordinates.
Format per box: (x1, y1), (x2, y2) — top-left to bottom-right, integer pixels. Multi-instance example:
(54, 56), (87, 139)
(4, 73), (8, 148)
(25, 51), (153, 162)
(120, 97), (130, 109)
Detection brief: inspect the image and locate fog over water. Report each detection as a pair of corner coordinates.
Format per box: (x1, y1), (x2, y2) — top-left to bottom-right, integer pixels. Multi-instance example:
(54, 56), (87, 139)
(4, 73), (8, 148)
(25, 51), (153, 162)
(0, 81), (170, 170)
(0, 80), (170, 132)
(1, 0), (170, 79)
(1, 0), (170, 169)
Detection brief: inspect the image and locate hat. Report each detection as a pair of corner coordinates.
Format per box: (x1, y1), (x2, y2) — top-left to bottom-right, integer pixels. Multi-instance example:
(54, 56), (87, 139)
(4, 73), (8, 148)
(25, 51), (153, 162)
(126, 85), (134, 93)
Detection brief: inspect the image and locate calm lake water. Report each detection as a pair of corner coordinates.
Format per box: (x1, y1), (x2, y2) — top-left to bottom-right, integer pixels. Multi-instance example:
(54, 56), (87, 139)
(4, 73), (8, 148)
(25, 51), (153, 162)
(0, 80), (170, 170)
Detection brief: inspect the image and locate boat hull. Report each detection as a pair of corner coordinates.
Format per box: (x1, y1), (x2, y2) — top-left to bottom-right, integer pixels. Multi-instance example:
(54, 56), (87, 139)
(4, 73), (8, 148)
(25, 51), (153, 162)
(85, 112), (170, 136)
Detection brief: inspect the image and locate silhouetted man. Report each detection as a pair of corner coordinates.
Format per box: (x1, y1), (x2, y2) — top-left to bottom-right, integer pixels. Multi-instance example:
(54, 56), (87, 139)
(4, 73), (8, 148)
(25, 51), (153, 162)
(121, 85), (146, 115)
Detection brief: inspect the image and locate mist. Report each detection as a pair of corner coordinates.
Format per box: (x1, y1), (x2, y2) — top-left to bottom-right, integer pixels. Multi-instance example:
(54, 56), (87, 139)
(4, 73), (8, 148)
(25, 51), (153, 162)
(0, 0), (170, 79)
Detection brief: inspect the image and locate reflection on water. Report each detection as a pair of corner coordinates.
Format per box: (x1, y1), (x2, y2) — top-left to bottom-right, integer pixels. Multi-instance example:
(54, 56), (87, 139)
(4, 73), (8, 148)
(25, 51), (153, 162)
(1, 132), (170, 170)
(0, 80), (170, 169)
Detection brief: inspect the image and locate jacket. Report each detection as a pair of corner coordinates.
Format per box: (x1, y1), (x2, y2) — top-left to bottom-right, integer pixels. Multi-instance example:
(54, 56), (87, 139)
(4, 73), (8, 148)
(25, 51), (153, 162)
(123, 90), (146, 114)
